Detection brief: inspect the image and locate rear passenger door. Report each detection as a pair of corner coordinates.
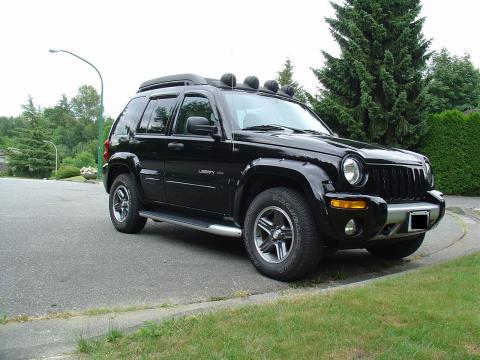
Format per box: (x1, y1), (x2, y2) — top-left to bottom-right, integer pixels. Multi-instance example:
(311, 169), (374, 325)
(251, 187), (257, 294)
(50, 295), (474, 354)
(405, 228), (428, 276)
(134, 94), (179, 203)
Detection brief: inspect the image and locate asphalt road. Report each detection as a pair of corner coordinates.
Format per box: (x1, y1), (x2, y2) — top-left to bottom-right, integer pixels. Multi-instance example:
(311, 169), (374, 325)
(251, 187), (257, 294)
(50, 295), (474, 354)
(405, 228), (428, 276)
(0, 178), (464, 317)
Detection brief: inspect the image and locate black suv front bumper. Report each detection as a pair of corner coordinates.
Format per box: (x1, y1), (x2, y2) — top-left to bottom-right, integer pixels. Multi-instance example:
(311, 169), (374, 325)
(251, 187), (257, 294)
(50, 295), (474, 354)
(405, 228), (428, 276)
(323, 190), (445, 248)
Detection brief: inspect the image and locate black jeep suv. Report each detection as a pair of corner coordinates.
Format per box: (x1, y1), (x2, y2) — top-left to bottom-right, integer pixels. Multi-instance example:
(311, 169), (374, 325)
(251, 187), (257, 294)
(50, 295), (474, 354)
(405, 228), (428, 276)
(103, 73), (445, 281)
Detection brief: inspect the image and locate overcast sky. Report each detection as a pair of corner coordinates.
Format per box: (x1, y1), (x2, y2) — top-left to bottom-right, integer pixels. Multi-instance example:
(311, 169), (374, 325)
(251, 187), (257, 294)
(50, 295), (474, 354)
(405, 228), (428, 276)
(1, 0), (479, 118)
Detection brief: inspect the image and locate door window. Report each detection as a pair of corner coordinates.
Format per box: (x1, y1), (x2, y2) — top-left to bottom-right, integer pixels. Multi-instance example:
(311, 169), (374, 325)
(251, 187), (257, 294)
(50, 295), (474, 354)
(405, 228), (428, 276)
(147, 97), (177, 134)
(136, 100), (156, 133)
(173, 95), (216, 135)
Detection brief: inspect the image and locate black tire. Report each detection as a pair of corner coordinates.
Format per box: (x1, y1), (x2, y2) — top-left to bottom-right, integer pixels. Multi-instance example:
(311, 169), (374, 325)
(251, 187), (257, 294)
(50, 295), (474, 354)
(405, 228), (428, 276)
(243, 187), (322, 281)
(367, 233), (425, 260)
(109, 173), (147, 233)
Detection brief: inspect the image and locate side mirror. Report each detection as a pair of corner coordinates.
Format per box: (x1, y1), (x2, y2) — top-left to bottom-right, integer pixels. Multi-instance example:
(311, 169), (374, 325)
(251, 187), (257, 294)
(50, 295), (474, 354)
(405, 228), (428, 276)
(186, 116), (219, 139)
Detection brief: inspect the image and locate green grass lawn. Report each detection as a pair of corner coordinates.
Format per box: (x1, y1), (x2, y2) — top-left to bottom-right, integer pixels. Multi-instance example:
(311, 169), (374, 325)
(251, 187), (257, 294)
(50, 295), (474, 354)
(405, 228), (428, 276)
(80, 253), (480, 359)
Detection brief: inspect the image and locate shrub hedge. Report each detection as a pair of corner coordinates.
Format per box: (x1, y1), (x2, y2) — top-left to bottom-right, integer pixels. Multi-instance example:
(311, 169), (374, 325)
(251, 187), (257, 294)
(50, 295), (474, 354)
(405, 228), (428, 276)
(420, 110), (480, 195)
(62, 151), (96, 169)
(55, 165), (81, 180)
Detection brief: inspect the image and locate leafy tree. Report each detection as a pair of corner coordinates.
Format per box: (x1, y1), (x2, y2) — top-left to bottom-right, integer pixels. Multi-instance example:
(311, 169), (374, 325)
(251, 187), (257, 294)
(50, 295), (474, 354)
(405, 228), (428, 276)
(1, 85), (109, 173)
(424, 48), (480, 113)
(276, 58), (307, 103)
(71, 85), (100, 123)
(312, 0), (431, 147)
(44, 95), (82, 151)
(62, 151), (96, 168)
(0, 116), (26, 139)
(72, 139), (98, 163)
(7, 96), (54, 177)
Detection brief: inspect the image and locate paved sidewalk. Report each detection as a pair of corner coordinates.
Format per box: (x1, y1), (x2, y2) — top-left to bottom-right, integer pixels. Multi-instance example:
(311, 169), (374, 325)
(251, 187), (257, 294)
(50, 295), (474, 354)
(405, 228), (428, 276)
(444, 195), (480, 210)
(1, 209), (478, 360)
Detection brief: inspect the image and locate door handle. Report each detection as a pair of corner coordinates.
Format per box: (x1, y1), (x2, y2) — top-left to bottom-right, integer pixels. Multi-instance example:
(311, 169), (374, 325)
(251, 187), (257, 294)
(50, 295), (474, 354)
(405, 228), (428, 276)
(168, 142), (184, 150)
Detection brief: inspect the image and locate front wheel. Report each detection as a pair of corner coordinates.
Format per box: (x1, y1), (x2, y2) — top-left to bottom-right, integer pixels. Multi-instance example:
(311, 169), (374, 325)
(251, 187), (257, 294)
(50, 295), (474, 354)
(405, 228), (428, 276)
(109, 174), (147, 233)
(243, 187), (322, 281)
(367, 233), (425, 260)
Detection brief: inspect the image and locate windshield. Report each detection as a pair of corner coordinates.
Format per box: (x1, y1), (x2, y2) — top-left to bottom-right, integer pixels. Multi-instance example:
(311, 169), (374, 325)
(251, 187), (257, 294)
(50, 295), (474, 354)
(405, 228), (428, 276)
(223, 91), (331, 134)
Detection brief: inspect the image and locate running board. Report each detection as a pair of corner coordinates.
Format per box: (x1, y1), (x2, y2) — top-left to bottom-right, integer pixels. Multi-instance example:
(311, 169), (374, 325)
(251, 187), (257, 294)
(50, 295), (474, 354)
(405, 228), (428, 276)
(139, 210), (242, 238)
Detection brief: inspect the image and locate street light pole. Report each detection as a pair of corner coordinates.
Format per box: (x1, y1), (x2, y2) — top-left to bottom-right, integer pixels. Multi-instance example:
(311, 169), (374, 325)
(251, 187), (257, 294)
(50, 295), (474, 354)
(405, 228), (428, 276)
(49, 49), (104, 180)
(43, 140), (58, 173)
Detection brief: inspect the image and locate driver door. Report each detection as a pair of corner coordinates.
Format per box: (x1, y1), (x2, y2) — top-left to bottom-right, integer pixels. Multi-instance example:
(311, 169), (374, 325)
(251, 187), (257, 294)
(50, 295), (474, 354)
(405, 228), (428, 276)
(164, 91), (230, 214)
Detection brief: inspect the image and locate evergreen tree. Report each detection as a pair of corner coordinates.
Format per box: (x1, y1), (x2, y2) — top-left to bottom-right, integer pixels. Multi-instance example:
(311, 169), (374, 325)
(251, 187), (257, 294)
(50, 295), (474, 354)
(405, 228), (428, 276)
(276, 58), (307, 103)
(312, 0), (431, 147)
(8, 96), (54, 178)
(424, 48), (480, 113)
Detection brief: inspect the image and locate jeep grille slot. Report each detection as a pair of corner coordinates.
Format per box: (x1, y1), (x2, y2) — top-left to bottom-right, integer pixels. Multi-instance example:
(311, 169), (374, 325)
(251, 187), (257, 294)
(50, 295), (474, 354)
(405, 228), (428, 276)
(368, 166), (427, 202)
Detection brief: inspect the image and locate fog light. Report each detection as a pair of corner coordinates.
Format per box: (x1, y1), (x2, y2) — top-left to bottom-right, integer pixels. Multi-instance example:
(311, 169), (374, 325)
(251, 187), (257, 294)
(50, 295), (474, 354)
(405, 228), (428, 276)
(345, 219), (357, 236)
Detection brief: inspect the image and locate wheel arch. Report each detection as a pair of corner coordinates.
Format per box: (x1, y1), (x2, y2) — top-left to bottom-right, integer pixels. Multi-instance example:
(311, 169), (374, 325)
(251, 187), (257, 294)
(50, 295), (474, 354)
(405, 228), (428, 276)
(105, 152), (142, 195)
(233, 158), (332, 231)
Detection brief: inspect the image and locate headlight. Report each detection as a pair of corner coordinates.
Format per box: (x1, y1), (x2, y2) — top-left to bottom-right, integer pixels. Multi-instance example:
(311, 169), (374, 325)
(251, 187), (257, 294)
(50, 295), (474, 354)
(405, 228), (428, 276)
(424, 162), (433, 186)
(342, 157), (364, 186)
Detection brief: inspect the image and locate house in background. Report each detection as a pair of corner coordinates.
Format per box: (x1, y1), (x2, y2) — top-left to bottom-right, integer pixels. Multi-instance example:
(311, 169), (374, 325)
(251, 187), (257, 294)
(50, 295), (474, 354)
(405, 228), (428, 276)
(0, 150), (8, 172)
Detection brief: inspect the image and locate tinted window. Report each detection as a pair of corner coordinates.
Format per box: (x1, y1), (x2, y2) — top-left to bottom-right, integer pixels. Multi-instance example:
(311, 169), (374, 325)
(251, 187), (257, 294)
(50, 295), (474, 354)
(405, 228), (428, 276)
(113, 97), (146, 136)
(174, 95), (216, 135)
(147, 97), (177, 134)
(136, 100), (156, 133)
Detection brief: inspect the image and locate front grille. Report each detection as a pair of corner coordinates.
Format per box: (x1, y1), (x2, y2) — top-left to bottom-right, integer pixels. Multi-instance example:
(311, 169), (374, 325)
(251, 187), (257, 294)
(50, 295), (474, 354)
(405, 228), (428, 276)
(367, 165), (428, 202)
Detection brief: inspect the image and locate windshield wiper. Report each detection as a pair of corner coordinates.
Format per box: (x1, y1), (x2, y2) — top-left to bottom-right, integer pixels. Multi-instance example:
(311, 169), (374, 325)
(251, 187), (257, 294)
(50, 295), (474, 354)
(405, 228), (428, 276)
(242, 124), (306, 133)
(301, 129), (329, 136)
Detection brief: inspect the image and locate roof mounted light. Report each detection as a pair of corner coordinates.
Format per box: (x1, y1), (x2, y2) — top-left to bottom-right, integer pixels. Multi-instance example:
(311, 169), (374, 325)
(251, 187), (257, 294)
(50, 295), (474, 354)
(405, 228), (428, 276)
(264, 80), (279, 93)
(220, 73), (236, 87)
(244, 76), (259, 89)
(280, 85), (295, 97)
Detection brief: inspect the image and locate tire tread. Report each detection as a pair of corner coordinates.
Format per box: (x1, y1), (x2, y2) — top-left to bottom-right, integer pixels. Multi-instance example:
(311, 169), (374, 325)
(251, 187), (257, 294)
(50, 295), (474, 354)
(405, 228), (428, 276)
(243, 187), (322, 281)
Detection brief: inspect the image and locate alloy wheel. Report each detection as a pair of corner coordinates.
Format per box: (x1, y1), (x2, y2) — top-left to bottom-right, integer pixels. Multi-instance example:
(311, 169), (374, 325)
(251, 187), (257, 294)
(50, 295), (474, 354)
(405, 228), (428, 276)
(112, 185), (130, 222)
(253, 206), (295, 264)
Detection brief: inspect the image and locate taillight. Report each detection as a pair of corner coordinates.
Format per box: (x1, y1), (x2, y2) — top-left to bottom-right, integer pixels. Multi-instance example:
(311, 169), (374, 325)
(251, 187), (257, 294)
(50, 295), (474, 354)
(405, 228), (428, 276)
(103, 139), (110, 162)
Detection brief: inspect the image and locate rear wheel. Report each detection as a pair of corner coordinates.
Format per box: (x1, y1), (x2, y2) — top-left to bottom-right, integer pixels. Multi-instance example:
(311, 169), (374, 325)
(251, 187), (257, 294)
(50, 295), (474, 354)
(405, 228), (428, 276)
(367, 233), (425, 259)
(243, 187), (322, 281)
(109, 174), (147, 233)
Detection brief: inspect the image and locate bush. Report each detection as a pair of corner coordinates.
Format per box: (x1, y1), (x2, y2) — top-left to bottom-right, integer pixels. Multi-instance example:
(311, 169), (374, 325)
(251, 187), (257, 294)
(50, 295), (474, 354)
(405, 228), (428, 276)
(62, 151), (96, 169)
(420, 110), (480, 195)
(72, 140), (97, 162)
(55, 165), (80, 180)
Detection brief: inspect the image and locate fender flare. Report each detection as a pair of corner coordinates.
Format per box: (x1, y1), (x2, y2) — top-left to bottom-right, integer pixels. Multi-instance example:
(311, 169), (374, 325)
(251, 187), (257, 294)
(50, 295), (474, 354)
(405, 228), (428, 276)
(105, 152), (143, 197)
(233, 158), (333, 232)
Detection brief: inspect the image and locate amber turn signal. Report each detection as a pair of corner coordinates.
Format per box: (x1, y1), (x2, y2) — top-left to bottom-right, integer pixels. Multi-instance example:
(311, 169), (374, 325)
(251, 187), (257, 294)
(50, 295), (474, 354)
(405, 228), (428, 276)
(330, 199), (367, 209)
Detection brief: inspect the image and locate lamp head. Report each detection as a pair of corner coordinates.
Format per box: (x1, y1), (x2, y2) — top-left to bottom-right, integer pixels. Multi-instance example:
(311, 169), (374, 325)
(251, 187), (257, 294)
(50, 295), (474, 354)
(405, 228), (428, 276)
(48, 49), (60, 53)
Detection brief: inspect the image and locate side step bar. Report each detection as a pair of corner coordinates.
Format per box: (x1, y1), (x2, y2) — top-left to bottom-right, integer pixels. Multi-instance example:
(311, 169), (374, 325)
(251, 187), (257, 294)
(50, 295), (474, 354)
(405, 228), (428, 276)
(139, 210), (242, 238)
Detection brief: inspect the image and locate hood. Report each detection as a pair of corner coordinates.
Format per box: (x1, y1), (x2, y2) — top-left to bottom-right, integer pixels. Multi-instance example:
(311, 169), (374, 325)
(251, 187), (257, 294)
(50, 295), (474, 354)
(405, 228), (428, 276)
(233, 131), (425, 166)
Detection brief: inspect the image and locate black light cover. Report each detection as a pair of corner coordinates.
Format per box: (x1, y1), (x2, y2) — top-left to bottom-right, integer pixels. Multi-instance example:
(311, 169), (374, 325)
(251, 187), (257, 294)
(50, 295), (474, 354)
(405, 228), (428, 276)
(220, 73), (236, 87)
(264, 80), (279, 93)
(244, 76), (260, 89)
(280, 85), (295, 97)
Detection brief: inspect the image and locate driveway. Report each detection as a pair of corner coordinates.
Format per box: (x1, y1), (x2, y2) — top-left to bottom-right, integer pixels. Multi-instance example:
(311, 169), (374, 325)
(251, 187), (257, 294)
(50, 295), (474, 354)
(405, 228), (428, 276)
(0, 178), (471, 317)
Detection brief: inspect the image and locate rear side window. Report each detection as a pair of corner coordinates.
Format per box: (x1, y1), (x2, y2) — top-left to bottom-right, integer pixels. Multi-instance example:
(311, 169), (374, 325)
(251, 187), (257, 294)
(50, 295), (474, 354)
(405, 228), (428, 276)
(137, 97), (177, 135)
(113, 97), (146, 136)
